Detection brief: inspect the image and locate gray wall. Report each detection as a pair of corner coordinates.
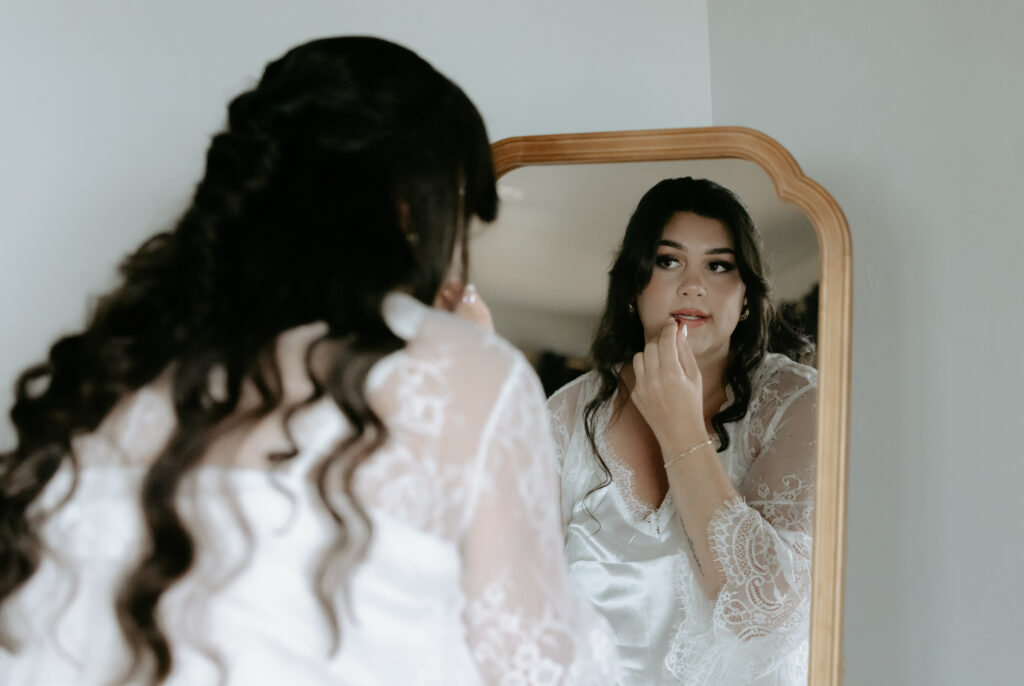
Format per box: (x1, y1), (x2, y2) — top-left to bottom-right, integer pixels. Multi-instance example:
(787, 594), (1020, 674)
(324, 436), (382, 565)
(708, 1), (1023, 683)
(0, 0), (711, 447)
(7, 2), (1019, 683)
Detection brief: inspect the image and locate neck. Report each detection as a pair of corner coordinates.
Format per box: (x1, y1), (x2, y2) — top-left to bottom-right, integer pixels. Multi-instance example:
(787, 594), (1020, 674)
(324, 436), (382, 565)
(697, 348), (731, 426)
(617, 347), (731, 422)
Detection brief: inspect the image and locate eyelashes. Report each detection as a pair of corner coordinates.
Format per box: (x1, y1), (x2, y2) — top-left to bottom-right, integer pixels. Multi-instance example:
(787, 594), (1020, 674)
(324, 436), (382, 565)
(654, 253), (737, 273)
(654, 254), (680, 269)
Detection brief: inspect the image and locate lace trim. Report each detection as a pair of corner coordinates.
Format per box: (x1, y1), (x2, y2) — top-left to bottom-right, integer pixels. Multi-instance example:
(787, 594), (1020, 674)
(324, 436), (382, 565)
(707, 497), (812, 643)
(592, 401), (673, 533)
(664, 496), (811, 684)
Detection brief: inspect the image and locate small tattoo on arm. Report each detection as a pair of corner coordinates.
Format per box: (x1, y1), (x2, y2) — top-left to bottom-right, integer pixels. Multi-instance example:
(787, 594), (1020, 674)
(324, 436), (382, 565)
(680, 519), (704, 576)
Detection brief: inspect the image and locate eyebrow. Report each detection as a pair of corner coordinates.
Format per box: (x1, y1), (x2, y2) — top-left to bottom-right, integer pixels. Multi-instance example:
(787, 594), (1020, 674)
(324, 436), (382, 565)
(658, 239), (735, 256)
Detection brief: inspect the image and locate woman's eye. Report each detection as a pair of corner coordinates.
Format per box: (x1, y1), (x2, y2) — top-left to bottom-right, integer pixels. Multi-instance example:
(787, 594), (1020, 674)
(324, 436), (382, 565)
(708, 260), (736, 273)
(655, 254), (680, 269)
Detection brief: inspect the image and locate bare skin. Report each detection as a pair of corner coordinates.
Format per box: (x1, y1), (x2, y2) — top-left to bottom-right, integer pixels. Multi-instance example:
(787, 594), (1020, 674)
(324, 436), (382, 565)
(434, 281), (494, 332)
(629, 320), (740, 598)
(607, 211), (747, 599)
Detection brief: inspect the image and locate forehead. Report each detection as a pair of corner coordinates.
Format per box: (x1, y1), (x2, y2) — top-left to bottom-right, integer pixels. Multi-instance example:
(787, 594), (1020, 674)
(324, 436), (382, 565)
(660, 211), (733, 249)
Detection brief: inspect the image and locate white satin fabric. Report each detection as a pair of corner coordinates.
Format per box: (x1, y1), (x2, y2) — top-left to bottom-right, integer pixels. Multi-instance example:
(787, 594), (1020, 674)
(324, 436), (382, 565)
(549, 353), (817, 686)
(0, 293), (617, 686)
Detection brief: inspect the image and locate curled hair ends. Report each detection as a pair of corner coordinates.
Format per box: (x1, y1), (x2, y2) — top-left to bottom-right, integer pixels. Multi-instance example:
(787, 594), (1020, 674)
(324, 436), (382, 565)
(1, 35), (498, 683)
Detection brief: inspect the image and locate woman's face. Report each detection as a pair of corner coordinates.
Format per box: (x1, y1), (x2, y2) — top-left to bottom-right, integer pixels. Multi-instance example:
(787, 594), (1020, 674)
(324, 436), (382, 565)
(635, 211), (747, 367)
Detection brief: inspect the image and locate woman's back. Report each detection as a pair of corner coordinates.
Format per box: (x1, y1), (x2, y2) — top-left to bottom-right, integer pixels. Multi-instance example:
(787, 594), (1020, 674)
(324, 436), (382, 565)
(1, 293), (615, 685)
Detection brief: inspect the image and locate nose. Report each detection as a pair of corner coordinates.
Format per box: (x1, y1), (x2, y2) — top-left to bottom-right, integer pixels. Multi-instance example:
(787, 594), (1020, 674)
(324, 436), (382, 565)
(678, 271), (707, 297)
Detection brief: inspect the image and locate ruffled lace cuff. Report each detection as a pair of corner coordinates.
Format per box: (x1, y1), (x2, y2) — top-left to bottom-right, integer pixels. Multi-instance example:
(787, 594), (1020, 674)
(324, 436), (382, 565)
(665, 496), (811, 684)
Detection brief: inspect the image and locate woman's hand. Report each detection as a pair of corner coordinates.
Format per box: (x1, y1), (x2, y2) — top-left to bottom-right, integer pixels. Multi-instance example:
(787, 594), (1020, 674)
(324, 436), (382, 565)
(631, 319), (707, 454)
(434, 282), (495, 333)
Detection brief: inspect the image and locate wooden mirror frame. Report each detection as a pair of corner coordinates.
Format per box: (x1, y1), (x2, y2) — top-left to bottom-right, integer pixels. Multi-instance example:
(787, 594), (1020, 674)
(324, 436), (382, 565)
(491, 127), (851, 686)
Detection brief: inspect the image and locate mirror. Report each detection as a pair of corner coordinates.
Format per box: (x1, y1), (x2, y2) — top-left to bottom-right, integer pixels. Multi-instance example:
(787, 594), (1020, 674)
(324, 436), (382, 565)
(474, 128), (850, 686)
(472, 158), (820, 391)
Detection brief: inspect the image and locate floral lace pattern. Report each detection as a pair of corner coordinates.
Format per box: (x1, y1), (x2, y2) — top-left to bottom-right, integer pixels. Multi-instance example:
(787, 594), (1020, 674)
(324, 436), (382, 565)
(354, 346), (474, 537)
(708, 498), (812, 640)
(458, 355), (616, 684)
(550, 353), (816, 686)
(3, 293), (617, 686)
(673, 356), (816, 685)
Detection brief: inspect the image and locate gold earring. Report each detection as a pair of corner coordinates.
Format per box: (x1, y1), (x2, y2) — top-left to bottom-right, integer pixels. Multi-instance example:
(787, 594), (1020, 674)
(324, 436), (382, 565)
(739, 308), (749, 321)
(627, 302), (635, 313)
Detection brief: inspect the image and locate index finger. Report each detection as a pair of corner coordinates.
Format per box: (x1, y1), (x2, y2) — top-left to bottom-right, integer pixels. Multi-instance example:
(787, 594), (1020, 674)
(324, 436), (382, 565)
(433, 281), (463, 311)
(453, 286), (495, 332)
(658, 319), (683, 375)
(677, 322), (698, 379)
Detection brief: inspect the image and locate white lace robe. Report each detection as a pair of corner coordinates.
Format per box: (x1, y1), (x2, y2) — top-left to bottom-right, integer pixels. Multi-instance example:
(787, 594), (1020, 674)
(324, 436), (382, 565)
(548, 353), (816, 686)
(0, 293), (617, 686)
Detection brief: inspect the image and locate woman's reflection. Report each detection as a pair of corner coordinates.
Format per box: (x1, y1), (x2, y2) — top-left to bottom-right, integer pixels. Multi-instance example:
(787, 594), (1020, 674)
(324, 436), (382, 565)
(547, 177), (817, 685)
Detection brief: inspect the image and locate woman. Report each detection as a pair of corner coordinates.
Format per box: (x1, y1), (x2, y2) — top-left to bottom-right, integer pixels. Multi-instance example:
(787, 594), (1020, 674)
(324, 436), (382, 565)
(0, 37), (615, 685)
(548, 177), (816, 685)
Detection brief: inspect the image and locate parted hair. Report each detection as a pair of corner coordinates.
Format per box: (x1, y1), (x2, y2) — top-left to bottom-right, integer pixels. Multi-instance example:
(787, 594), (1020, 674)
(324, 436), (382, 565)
(582, 177), (809, 503)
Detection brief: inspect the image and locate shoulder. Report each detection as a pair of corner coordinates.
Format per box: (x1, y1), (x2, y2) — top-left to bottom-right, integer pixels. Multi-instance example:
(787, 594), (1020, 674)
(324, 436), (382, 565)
(742, 353), (817, 433)
(380, 292), (532, 405)
(423, 308), (526, 382)
(755, 352), (817, 399)
(547, 369), (599, 408)
(385, 292), (521, 372)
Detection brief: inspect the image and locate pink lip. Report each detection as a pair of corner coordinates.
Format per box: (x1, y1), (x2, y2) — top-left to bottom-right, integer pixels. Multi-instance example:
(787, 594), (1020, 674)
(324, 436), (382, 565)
(671, 309), (711, 327)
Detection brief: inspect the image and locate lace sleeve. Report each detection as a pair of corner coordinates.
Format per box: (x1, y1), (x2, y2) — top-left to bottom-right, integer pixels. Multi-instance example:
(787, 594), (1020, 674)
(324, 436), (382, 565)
(546, 380), (583, 537)
(461, 360), (617, 685)
(546, 379), (582, 476)
(667, 371), (816, 684)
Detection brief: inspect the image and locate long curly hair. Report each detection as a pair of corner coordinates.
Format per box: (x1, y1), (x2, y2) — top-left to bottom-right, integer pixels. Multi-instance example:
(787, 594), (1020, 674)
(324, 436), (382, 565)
(0, 36), (497, 683)
(582, 177), (809, 500)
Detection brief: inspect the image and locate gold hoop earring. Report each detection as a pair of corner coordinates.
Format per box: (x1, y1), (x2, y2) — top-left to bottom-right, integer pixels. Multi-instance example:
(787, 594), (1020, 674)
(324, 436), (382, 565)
(627, 302), (635, 313)
(738, 308), (749, 321)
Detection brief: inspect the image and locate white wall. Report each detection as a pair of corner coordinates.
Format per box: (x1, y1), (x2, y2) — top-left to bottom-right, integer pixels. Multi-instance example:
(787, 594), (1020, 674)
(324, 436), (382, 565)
(0, 0), (711, 448)
(708, 1), (1024, 683)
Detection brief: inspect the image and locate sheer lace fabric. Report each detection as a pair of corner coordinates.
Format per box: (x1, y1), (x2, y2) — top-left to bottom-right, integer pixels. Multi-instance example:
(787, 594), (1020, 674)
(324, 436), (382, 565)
(549, 353), (816, 686)
(0, 293), (617, 686)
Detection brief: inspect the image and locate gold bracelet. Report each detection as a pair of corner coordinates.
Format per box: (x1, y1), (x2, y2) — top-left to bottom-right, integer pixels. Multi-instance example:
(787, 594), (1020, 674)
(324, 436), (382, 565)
(664, 438), (714, 469)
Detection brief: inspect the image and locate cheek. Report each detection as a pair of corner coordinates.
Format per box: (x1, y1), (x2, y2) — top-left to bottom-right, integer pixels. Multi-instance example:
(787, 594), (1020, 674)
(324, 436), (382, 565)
(722, 281), (746, 315)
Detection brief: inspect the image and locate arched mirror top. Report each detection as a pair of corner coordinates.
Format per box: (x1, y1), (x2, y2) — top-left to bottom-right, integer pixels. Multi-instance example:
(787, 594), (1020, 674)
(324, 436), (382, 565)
(486, 127), (852, 686)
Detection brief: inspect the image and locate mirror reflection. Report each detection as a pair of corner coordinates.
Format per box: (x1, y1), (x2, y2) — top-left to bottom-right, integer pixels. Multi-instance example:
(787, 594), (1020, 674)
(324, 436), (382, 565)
(473, 160), (819, 391)
(472, 160), (819, 685)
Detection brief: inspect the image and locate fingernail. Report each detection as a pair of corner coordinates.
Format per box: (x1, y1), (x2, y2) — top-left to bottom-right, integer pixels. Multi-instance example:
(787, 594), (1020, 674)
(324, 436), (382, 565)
(682, 324), (688, 339)
(462, 283), (477, 304)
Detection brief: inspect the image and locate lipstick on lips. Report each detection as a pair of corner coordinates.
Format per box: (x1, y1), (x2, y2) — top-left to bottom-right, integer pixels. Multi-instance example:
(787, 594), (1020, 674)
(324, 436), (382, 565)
(670, 308), (711, 328)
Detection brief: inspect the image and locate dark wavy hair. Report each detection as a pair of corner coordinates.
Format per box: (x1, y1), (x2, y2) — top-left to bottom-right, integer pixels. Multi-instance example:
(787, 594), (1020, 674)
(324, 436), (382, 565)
(582, 177), (808, 499)
(0, 36), (497, 683)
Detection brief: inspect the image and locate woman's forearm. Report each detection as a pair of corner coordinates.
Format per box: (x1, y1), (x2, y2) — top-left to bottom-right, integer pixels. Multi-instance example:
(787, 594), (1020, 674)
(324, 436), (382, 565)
(662, 438), (739, 598)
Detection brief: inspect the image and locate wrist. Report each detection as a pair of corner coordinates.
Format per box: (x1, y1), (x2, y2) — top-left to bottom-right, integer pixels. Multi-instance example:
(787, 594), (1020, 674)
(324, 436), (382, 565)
(663, 436), (715, 468)
(656, 420), (709, 456)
